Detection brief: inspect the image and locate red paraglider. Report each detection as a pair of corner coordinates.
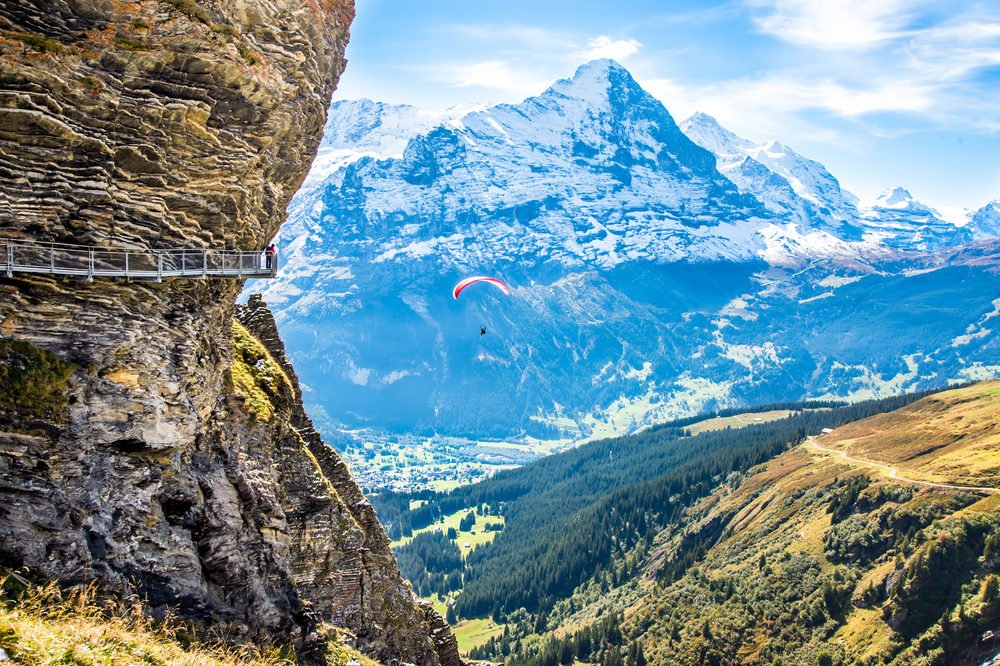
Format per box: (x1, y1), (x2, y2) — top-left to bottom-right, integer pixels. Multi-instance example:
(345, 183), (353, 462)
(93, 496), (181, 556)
(452, 276), (511, 300)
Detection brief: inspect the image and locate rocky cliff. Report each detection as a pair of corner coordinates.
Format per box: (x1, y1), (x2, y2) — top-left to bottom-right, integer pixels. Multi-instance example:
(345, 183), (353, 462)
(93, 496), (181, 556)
(0, 2), (459, 663)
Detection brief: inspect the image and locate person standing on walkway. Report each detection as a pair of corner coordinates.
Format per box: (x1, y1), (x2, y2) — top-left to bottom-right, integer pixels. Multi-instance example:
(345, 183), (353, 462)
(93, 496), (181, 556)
(265, 243), (276, 271)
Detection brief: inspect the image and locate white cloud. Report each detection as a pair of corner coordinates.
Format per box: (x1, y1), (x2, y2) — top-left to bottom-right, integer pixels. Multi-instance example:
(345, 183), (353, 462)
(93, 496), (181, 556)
(437, 60), (552, 97)
(644, 74), (935, 125)
(418, 28), (642, 99)
(749, 0), (923, 50)
(577, 36), (642, 61)
(905, 18), (1000, 79)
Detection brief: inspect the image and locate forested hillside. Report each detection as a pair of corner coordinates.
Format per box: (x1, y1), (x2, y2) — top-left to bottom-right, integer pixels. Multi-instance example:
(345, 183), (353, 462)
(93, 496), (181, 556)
(371, 389), (978, 659)
(462, 382), (1000, 666)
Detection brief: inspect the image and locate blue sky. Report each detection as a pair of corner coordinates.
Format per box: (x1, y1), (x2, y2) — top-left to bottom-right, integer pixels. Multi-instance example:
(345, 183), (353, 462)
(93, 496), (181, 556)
(333, 0), (1000, 216)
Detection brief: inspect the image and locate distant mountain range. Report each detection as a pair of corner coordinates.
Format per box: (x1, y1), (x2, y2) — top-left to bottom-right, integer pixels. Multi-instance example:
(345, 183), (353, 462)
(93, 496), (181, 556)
(256, 59), (1000, 444)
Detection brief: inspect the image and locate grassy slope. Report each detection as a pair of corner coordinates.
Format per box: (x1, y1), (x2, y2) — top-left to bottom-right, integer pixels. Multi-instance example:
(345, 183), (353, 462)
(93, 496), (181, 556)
(391, 506), (505, 551)
(626, 381), (1000, 666)
(809, 381), (1000, 489)
(452, 618), (505, 653)
(0, 580), (380, 666)
(392, 507), (506, 654)
(685, 409), (797, 435)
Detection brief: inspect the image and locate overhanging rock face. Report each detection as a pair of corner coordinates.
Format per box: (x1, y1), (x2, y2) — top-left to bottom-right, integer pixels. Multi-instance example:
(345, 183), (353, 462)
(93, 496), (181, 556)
(0, 3), (460, 663)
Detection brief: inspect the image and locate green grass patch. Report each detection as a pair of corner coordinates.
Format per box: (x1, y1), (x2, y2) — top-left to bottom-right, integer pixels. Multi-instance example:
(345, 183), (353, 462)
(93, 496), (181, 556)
(9, 33), (63, 54)
(229, 322), (292, 421)
(0, 339), (75, 425)
(391, 506), (504, 552)
(453, 618), (505, 653)
(115, 36), (150, 51)
(686, 409), (797, 435)
(431, 479), (462, 492)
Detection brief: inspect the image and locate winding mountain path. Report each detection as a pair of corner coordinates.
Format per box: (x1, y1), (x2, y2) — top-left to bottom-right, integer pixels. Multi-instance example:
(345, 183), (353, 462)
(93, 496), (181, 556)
(804, 437), (1000, 495)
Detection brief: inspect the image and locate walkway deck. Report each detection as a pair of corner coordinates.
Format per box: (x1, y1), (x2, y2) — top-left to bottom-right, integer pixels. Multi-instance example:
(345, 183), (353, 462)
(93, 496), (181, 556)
(1, 237), (276, 281)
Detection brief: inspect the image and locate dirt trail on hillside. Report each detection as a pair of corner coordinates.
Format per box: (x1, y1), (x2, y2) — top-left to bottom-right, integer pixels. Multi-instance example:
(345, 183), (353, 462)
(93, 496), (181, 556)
(804, 437), (1000, 494)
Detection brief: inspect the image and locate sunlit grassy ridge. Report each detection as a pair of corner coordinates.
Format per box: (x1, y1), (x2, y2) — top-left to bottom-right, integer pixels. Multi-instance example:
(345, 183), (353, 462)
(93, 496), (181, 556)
(625, 383), (1000, 665)
(812, 380), (1000, 489)
(0, 577), (380, 666)
(229, 321), (294, 421)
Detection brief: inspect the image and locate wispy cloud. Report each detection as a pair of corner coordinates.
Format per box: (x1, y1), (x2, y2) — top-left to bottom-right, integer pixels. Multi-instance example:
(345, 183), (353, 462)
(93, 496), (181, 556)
(904, 16), (1000, 79)
(644, 74), (936, 126)
(417, 24), (642, 99)
(748, 0), (925, 50)
(576, 36), (642, 61)
(435, 60), (552, 97)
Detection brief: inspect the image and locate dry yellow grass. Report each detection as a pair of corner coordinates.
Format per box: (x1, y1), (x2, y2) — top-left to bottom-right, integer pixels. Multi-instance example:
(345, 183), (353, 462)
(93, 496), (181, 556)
(834, 607), (894, 661)
(0, 577), (376, 666)
(813, 381), (1000, 488)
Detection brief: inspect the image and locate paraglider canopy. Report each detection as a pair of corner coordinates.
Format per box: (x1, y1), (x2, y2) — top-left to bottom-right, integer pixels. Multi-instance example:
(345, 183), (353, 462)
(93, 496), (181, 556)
(452, 276), (510, 300)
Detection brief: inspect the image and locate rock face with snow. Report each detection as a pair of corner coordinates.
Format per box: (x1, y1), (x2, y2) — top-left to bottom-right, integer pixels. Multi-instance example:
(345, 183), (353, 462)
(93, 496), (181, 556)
(261, 59), (1000, 442)
(970, 201), (1000, 240)
(302, 99), (474, 189)
(680, 112), (860, 237)
(0, 2), (460, 663)
(858, 187), (972, 251)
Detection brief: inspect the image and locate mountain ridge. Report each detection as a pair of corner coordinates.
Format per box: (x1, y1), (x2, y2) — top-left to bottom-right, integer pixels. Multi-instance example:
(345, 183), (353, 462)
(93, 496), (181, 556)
(0, 2), (463, 663)
(258, 58), (1000, 464)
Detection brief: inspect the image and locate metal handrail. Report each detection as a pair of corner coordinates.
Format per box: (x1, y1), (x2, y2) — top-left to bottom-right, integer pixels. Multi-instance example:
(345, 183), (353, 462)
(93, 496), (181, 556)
(0, 237), (277, 282)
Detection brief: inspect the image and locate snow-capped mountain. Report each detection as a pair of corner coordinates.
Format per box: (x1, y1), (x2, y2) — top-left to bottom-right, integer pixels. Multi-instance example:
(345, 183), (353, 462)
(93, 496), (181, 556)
(970, 200), (1000, 240)
(680, 112), (860, 237)
(310, 60), (772, 269)
(856, 187), (972, 251)
(302, 99), (480, 189)
(258, 59), (1000, 443)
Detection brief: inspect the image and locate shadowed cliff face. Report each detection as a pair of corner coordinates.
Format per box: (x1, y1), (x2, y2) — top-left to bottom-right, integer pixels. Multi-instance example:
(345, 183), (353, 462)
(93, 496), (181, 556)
(0, 3), (460, 664)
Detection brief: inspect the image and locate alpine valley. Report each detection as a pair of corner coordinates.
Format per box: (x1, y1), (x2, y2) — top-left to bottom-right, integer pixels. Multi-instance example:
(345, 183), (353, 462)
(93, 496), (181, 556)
(256, 59), (1000, 490)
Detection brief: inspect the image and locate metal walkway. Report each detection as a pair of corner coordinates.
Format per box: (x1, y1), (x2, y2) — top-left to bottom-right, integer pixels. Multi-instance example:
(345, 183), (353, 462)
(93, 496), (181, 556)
(1, 237), (276, 281)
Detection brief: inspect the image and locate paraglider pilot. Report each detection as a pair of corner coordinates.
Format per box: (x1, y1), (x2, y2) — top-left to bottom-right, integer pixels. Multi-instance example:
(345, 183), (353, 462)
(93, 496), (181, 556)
(452, 276), (510, 338)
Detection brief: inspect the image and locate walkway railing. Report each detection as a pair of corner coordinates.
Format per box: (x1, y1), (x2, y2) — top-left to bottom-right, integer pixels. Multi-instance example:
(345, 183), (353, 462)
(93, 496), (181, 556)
(0, 237), (277, 281)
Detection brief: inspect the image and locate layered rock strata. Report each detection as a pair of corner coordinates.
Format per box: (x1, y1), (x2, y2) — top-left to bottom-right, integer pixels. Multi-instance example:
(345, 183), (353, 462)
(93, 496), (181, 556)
(235, 295), (461, 663)
(0, 2), (459, 663)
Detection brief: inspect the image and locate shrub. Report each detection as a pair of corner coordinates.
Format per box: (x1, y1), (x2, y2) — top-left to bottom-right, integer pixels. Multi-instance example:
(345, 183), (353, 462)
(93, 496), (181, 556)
(0, 339), (75, 425)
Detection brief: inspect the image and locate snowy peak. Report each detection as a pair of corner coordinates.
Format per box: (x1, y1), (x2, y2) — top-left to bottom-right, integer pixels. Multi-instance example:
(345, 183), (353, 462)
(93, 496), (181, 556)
(970, 200), (1000, 239)
(871, 187), (938, 215)
(680, 112), (754, 157)
(548, 58), (641, 104)
(303, 100), (478, 189)
(681, 113), (860, 235)
(877, 186), (915, 206)
(858, 187), (971, 251)
(537, 58), (683, 137)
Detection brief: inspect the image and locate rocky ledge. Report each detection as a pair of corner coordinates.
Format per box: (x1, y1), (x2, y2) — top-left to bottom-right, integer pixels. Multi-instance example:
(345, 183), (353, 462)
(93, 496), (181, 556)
(0, 1), (460, 663)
